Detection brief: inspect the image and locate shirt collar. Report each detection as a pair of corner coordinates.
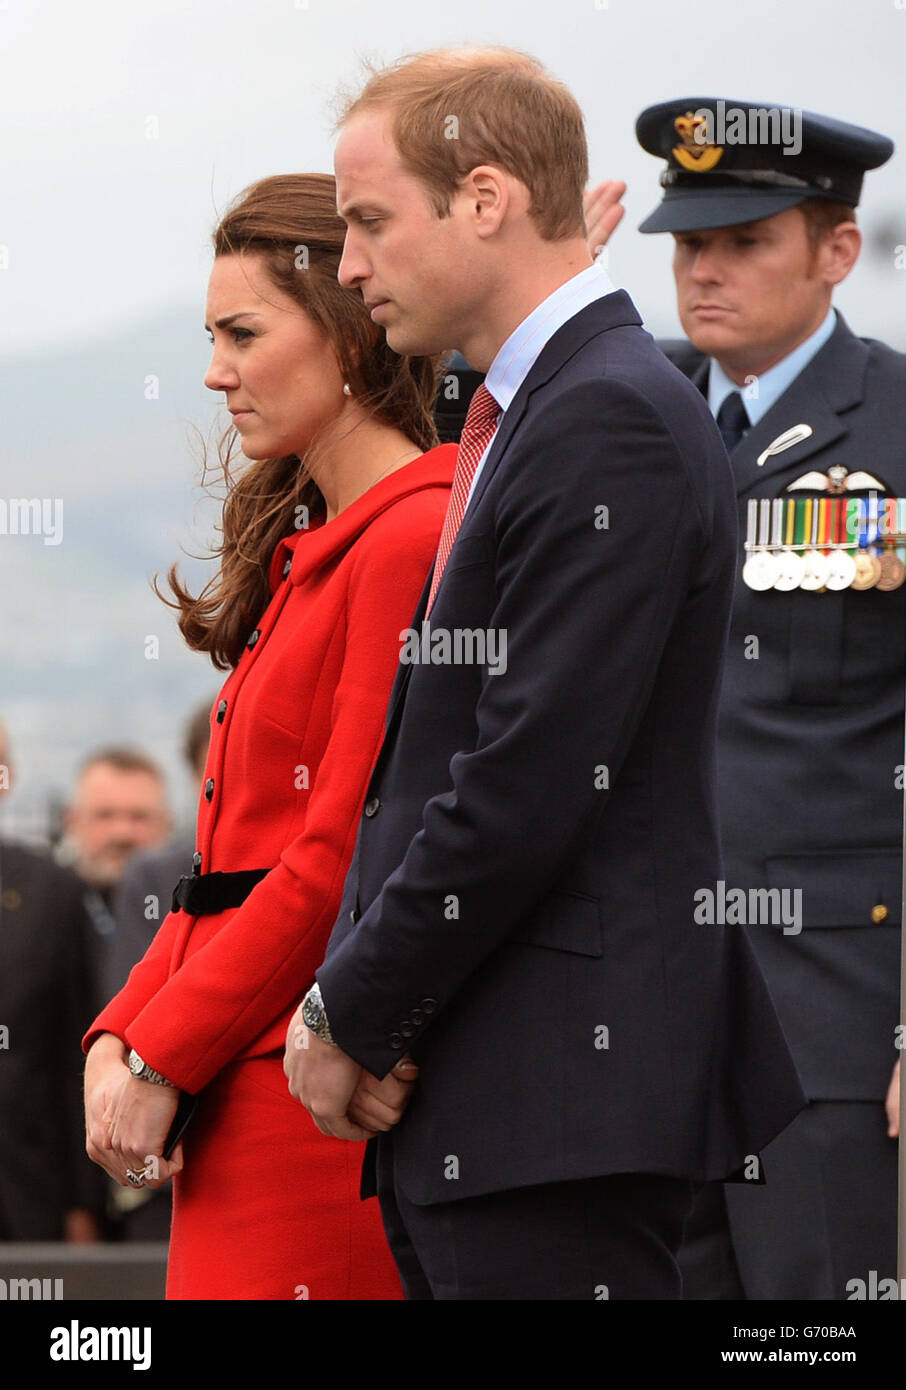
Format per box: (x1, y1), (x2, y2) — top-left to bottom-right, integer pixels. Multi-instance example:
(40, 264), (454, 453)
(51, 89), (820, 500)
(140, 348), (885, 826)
(485, 261), (617, 415)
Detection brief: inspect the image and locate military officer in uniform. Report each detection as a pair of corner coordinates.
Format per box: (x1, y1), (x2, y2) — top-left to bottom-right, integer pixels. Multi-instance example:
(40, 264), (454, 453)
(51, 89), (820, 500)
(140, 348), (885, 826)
(583, 99), (903, 1299)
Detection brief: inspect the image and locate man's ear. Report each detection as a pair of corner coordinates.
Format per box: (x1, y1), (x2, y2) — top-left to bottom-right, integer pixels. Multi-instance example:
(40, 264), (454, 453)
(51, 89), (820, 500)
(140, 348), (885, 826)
(820, 221), (861, 287)
(462, 165), (509, 239)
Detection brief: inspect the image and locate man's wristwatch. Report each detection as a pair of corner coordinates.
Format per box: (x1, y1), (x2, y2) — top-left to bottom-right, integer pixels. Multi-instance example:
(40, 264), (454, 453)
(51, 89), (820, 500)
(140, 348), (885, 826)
(128, 1048), (175, 1087)
(301, 983), (337, 1046)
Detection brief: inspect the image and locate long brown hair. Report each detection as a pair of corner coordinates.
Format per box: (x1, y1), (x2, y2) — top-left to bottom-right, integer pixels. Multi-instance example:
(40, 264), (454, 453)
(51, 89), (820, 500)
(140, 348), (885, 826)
(157, 172), (441, 670)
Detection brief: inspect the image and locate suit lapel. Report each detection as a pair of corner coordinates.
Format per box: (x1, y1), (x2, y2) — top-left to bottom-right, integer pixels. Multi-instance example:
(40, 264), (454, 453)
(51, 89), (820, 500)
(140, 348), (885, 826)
(375, 290), (643, 750)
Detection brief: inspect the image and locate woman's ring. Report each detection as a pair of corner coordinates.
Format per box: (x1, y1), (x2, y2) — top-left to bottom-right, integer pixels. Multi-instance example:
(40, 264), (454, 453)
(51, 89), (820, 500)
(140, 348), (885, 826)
(125, 1168), (146, 1188)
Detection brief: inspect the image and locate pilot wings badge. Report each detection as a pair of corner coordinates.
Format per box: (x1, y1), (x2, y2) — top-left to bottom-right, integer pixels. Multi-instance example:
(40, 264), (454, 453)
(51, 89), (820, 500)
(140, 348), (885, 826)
(786, 464), (889, 493)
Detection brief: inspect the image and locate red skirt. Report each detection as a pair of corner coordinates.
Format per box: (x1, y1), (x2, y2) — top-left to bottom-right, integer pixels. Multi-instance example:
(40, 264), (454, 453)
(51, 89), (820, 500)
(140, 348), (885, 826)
(166, 1053), (403, 1300)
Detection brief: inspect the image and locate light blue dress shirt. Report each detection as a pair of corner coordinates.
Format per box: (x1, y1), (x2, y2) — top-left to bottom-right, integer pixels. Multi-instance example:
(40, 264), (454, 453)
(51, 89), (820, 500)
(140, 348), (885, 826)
(707, 305), (837, 429)
(463, 261), (617, 512)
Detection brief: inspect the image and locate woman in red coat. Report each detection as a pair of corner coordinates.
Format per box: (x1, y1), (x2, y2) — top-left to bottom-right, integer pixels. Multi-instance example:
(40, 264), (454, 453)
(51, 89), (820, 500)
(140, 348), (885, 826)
(83, 174), (456, 1299)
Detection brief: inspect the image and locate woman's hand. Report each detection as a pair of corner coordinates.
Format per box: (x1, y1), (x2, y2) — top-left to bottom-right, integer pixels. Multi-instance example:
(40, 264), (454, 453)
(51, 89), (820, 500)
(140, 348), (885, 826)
(106, 1074), (183, 1188)
(84, 1032), (132, 1182)
(85, 1033), (183, 1188)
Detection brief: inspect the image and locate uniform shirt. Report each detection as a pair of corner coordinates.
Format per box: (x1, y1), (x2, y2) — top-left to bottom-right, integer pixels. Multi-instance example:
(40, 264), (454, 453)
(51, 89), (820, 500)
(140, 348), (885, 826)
(707, 305), (837, 427)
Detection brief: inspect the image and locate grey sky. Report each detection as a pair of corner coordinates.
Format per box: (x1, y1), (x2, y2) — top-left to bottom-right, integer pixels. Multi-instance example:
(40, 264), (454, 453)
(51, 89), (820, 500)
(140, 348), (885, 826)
(1, 0), (905, 834)
(3, 0), (905, 357)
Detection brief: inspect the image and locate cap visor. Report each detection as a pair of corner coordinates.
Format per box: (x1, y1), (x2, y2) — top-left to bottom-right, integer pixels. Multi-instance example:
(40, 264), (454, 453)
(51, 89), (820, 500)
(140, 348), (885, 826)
(638, 186), (809, 233)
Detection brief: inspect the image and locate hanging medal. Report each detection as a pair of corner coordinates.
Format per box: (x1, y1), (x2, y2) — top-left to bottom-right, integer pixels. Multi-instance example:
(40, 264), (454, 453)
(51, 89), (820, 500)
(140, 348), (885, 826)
(773, 496), (804, 589)
(800, 496), (829, 590)
(877, 495), (905, 591)
(742, 497), (778, 590)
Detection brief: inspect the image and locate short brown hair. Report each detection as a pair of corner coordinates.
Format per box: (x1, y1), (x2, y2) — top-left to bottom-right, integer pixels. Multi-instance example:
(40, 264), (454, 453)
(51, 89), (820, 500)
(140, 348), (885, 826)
(798, 198), (857, 255)
(77, 748), (165, 783)
(337, 47), (588, 241)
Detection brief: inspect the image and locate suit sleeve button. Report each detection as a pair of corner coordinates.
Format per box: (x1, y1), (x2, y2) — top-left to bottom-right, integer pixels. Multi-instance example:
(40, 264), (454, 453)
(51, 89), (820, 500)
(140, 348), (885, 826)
(388, 1033), (404, 1049)
(871, 904), (889, 923)
(364, 796), (381, 818)
(399, 1022), (416, 1038)
(419, 998), (438, 1014)
(410, 1009), (425, 1026)
(204, 778), (215, 801)
(215, 699), (227, 723)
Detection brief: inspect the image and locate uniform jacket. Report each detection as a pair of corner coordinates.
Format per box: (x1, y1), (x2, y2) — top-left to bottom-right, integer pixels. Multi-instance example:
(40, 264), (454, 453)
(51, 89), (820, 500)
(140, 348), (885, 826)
(0, 840), (105, 1237)
(663, 313), (906, 1100)
(84, 449), (456, 1093)
(318, 290), (806, 1207)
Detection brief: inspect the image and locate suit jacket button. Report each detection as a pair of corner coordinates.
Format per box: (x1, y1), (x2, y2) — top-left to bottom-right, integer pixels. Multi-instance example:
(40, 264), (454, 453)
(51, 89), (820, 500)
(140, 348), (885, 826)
(399, 1022), (416, 1038)
(364, 796), (381, 818)
(247, 628), (260, 649)
(871, 904), (889, 923)
(216, 699), (227, 723)
(419, 998), (438, 1014)
(388, 1033), (404, 1049)
(192, 851), (202, 872)
(350, 906), (360, 924)
(204, 778), (215, 801)
(410, 1009), (425, 1026)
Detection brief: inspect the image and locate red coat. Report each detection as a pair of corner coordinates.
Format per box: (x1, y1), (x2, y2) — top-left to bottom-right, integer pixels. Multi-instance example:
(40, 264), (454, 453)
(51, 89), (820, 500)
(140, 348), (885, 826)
(84, 446), (455, 1298)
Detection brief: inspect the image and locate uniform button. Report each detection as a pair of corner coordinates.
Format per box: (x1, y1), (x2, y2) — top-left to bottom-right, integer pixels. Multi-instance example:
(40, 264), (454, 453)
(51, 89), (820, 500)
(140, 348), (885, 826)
(204, 778), (215, 801)
(247, 628), (260, 649)
(283, 557), (292, 578)
(410, 1009), (425, 1026)
(192, 851), (202, 873)
(388, 1033), (404, 1050)
(420, 998), (438, 1014)
(350, 907), (360, 924)
(399, 1022), (416, 1039)
(871, 904), (889, 923)
(216, 700), (227, 723)
(364, 796), (381, 818)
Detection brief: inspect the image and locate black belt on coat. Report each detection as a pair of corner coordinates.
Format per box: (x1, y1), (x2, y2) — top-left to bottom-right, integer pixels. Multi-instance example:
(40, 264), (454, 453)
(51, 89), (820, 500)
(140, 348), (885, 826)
(171, 869), (269, 916)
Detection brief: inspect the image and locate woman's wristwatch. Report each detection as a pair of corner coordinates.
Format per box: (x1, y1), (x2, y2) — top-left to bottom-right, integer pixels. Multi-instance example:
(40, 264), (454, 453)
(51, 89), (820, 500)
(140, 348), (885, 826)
(301, 983), (337, 1045)
(128, 1048), (175, 1087)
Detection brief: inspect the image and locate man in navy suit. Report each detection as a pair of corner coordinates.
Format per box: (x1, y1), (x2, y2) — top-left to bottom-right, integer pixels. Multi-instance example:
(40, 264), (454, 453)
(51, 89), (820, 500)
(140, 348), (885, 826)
(284, 46), (805, 1300)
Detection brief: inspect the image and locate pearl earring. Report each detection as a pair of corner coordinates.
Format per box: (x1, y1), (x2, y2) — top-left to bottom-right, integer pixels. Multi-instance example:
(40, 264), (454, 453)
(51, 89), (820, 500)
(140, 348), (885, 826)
(343, 383), (352, 396)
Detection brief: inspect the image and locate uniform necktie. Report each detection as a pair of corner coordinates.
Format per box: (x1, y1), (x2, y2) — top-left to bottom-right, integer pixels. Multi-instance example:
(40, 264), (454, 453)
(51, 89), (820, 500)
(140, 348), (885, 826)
(716, 390), (750, 453)
(426, 383), (500, 615)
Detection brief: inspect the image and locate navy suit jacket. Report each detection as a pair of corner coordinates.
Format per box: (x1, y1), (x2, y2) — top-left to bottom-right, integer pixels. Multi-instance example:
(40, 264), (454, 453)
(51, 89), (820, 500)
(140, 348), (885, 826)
(319, 289), (805, 1206)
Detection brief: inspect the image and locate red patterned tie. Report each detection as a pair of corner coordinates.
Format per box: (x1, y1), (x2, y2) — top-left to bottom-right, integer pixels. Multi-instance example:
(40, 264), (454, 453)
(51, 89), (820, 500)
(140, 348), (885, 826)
(426, 384), (500, 614)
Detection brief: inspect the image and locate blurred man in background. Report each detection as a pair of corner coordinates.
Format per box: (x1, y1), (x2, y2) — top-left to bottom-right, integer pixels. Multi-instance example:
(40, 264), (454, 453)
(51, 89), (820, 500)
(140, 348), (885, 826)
(0, 718), (105, 1241)
(59, 748), (171, 947)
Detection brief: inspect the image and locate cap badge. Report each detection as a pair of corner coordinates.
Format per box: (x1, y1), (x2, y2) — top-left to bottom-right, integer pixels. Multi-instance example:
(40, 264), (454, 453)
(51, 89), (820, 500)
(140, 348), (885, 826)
(672, 111), (724, 172)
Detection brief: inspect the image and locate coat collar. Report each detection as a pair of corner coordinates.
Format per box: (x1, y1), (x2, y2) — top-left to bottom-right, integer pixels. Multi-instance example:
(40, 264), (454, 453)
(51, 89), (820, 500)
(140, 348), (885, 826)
(690, 313), (870, 495)
(267, 444), (457, 593)
(465, 290), (643, 522)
